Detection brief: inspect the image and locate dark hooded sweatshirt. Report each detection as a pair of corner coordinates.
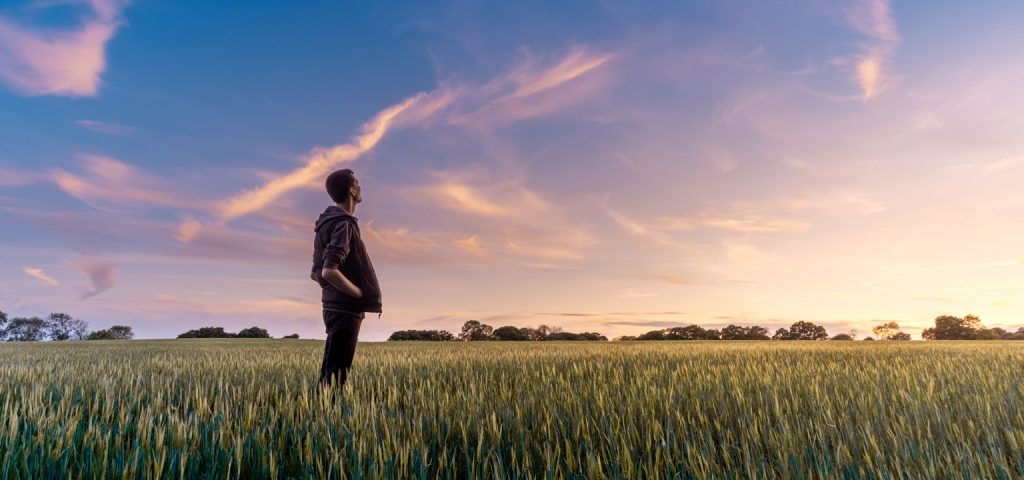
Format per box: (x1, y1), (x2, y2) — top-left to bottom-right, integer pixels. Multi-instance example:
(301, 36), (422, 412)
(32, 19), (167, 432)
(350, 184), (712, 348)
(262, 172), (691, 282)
(312, 206), (382, 314)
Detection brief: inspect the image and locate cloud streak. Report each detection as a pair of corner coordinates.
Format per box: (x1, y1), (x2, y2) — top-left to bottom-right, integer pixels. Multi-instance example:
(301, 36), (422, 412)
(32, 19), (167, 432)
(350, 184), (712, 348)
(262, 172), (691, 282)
(76, 119), (135, 136)
(843, 0), (900, 99)
(51, 155), (197, 212)
(206, 47), (612, 234)
(210, 89), (456, 228)
(23, 267), (59, 286)
(67, 257), (117, 299)
(0, 0), (128, 96)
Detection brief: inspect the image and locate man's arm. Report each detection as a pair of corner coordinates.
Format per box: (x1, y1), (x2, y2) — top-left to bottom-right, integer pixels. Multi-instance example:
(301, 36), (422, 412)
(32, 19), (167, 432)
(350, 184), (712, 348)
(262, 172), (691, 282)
(320, 219), (362, 297)
(320, 267), (362, 298)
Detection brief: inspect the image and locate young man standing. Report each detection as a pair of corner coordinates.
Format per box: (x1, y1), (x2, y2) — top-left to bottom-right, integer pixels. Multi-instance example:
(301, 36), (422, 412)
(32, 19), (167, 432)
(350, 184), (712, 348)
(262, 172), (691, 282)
(311, 168), (382, 393)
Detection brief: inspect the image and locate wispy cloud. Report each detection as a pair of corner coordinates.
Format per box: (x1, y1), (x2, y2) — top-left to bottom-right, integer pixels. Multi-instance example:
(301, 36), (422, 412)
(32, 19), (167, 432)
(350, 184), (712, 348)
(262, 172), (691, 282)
(67, 257), (117, 299)
(656, 214), (811, 233)
(946, 155), (1024, 175)
(462, 47), (615, 123)
(76, 119), (135, 136)
(595, 199), (692, 250)
(416, 171), (551, 218)
(0, 168), (48, 187)
(536, 311), (686, 317)
(208, 89), (456, 231)
(723, 241), (780, 267)
(51, 155), (197, 212)
(654, 274), (691, 286)
(22, 266), (59, 286)
(203, 47), (612, 238)
(601, 320), (689, 328)
(0, 0), (128, 96)
(360, 220), (440, 264)
(842, 0), (900, 99)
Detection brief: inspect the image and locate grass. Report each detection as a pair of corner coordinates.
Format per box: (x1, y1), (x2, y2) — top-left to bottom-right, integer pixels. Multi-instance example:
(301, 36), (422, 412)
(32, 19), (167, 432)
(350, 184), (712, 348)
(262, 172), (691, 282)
(1, 339), (1023, 479)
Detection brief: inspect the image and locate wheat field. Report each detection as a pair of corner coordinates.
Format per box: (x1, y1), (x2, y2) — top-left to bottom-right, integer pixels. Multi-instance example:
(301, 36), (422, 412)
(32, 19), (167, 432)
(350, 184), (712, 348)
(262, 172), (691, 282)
(1, 340), (1022, 479)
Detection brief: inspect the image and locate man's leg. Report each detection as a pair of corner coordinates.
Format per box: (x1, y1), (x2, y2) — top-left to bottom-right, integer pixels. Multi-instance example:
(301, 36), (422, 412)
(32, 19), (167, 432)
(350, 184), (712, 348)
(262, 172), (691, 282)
(318, 310), (364, 392)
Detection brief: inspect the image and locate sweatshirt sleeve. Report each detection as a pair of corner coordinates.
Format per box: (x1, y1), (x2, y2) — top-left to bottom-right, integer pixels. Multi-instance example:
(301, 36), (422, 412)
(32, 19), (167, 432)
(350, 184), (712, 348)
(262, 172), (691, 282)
(323, 220), (352, 269)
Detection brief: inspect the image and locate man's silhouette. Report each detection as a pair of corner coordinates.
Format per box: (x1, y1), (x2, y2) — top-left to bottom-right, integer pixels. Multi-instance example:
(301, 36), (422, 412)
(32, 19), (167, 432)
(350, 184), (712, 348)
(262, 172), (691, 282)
(311, 169), (382, 393)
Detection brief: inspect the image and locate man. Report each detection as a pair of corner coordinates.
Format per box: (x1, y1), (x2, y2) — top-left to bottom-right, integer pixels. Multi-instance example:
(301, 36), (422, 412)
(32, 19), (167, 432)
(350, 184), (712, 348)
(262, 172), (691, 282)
(311, 168), (382, 393)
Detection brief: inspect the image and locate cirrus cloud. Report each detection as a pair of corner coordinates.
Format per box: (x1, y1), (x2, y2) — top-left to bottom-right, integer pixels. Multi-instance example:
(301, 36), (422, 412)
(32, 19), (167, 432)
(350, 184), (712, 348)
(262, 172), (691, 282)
(0, 0), (129, 97)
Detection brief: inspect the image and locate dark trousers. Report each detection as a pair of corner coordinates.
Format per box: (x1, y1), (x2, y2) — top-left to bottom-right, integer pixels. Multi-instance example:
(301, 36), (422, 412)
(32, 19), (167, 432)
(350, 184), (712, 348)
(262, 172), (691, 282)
(318, 309), (364, 392)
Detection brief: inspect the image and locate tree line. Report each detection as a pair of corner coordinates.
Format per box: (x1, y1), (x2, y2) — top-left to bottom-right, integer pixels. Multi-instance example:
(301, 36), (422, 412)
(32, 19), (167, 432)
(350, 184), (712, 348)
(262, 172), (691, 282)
(0, 310), (133, 341)
(617, 315), (1024, 341)
(389, 315), (1024, 342)
(176, 326), (299, 339)
(388, 321), (607, 341)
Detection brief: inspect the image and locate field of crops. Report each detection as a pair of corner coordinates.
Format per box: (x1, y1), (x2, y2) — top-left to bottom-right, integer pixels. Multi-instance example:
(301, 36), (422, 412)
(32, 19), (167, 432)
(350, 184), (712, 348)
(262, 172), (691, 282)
(1, 340), (1023, 479)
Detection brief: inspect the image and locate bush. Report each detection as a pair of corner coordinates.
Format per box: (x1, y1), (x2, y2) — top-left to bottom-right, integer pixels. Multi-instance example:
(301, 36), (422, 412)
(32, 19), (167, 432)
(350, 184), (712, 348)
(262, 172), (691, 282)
(237, 327), (270, 339)
(388, 330), (455, 341)
(178, 327), (235, 339)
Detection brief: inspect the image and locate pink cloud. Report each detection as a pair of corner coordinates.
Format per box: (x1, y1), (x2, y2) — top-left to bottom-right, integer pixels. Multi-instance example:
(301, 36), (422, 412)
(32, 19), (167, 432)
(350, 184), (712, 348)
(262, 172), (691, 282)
(210, 89), (456, 228)
(76, 119), (135, 136)
(50, 155), (200, 211)
(67, 257), (117, 299)
(22, 266), (59, 286)
(841, 0), (900, 100)
(0, 0), (128, 97)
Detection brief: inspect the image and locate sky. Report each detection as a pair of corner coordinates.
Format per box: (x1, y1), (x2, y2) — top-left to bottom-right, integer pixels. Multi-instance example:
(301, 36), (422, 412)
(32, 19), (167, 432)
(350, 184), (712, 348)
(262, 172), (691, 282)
(2, 0), (1023, 341)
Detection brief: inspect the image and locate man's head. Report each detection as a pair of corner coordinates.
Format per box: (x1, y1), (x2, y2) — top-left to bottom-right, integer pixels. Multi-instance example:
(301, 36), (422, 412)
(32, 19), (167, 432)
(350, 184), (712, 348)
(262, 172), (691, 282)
(326, 169), (361, 205)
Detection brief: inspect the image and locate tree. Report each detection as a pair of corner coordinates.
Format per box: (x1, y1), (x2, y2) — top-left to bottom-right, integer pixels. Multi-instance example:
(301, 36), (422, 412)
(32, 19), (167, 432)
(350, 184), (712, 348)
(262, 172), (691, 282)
(872, 321), (900, 340)
(70, 318), (90, 340)
(6, 317), (46, 341)
(788, 321), (828, 340)
(237, 327), (270, 338)
(87, 325), (134, 340)
(283, 333), (300, 339)
(388, 330), (455, 341)
(863, 336), (875, 341)
(109, 325), (134, 339)
(772, 328), (791, 340)
(45, 313), (87, 341)
(720, 325), (770, 340)
(458, 320), (493, 341)
(974, 328), (1003, 340)
(546, 331), (607, 341)
(537, 324), (562, 339)
(871, 321), (911, 341)
(831, 334), (854, 341)
(177, 326), (233, 339)
(492, 326), (530, 341)
(637, 329), (665, 340)
(921, 314), (983, 340)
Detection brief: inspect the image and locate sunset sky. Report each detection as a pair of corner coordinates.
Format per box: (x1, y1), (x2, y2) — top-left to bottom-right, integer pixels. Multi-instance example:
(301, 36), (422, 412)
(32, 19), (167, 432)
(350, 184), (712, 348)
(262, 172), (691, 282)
(2, 0), (1023, 340)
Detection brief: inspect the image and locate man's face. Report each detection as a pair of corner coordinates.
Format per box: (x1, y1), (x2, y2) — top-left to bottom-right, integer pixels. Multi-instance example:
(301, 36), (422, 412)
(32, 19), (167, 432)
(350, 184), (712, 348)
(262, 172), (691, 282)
(350, 178), (362, 204)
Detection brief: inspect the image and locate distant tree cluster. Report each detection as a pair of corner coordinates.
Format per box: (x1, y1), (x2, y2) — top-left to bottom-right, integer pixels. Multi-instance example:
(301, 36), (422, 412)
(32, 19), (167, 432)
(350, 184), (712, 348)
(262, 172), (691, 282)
(87, 326), (135, 340)
(461, 321), (606, 341)
(176, 326), (272, 339)
(388, 330), (456, 341)
(922, 315), (1024, 340)
(0, 310), (133, 342)
(387, 321), (607, 341)
(872, 321), (912, 341)
(620, 322), (831, 341)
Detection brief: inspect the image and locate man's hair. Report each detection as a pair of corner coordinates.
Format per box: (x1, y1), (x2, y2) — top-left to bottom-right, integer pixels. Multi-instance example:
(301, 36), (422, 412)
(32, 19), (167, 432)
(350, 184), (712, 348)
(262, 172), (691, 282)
(325, 169), (356, 203)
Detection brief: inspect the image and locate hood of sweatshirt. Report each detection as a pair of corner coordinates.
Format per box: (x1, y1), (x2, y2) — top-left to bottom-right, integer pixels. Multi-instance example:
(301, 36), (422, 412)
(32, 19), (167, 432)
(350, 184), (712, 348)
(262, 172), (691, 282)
(314, 205), (355, 233)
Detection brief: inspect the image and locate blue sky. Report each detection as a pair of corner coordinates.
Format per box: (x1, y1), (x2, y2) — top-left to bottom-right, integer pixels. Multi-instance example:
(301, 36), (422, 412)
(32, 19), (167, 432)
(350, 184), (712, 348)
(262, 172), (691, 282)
(2, 0), (1024, 340)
